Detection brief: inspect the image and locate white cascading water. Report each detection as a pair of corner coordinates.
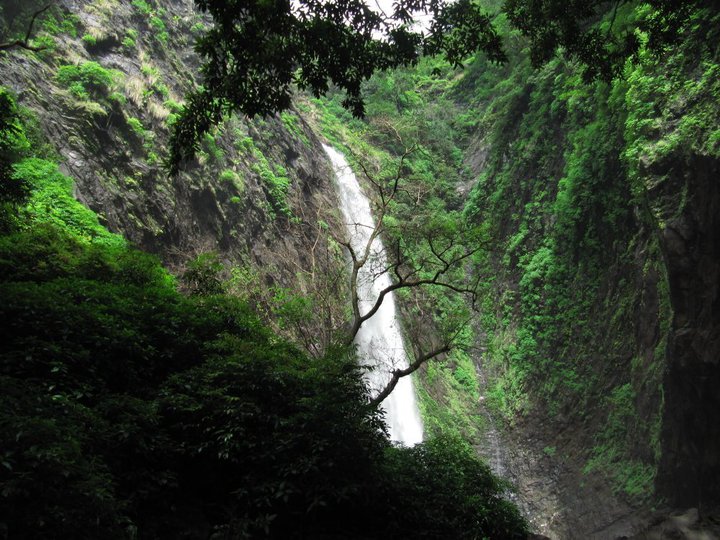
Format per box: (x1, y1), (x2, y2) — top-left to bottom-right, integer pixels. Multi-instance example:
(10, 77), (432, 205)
(322, 144), (424, 445)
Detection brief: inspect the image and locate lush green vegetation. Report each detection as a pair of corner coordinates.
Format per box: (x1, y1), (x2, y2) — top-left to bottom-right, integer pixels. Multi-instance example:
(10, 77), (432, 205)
(306, 56), (491, 444)
(236, 134), (291, 218)
(56, 61), (122, 101)
(453, 3), (718, 502)
(2, 0), (717, 526)
(0, 89), (527, 538)
(307, 1), (718, 506)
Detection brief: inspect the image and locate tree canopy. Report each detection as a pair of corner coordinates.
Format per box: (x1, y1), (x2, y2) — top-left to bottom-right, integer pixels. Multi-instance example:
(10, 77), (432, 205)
(168, 0), (697, 173)
(169, 0), (506, 172)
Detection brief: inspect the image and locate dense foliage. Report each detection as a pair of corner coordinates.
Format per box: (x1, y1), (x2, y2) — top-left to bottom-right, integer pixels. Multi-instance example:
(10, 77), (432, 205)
(0, 89), (527, 538)
(0, 88), (30, 221)
(310, 0), (719, 508)
(169, 0), (698, 172)
(457, 2), (719, 502)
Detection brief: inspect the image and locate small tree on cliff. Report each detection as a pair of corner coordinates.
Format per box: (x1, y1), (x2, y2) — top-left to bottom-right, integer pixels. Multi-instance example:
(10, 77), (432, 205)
(229, 127), (484, 405)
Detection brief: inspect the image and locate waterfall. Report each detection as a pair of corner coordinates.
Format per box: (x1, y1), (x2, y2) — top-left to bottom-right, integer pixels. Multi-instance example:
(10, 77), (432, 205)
(322, 144), (424, 446)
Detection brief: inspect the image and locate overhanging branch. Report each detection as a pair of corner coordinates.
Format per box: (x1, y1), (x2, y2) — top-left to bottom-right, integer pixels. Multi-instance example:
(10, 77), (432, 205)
(0, 5), (52, 53)
(368, 316), (471, 407)
(368, 343), (452, 407)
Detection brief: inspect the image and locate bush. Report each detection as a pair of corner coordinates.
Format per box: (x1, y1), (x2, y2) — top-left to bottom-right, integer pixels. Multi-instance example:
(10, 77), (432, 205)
(182, 252), (225, 296)
(81, 33), (97, 47)
(378, 437), (527, 538)
(121, 29), (138, 51)
(56, 62), (120, 101)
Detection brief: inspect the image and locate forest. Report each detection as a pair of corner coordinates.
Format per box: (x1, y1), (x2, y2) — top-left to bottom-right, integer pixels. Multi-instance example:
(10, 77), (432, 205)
(1, 0), (719, 538)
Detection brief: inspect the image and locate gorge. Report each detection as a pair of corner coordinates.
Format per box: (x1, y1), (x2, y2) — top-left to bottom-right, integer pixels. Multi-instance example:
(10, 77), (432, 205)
(1, 0), (719, 538)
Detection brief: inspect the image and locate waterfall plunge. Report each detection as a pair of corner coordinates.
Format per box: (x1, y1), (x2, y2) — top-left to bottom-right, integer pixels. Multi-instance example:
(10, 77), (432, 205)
(322, 144), (424, 446)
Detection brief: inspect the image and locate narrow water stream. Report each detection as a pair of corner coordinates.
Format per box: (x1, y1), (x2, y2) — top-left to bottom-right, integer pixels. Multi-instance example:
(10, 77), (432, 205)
(322, 144), (424, 446)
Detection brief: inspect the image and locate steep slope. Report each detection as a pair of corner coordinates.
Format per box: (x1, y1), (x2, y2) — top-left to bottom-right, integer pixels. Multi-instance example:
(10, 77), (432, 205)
(0, 0), (341, 293)
(455, 4), (720, 536)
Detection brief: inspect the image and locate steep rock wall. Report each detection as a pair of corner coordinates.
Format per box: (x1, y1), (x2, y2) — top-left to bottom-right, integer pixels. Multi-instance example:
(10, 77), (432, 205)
(638, 90), (720, 512)
(0, 0), (341, 291)
(457, 5), (720, 535)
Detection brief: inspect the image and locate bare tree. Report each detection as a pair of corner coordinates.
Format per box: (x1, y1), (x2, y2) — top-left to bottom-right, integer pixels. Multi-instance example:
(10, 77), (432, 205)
(223, 128), (485, 406)
(331, 133), (485, 406)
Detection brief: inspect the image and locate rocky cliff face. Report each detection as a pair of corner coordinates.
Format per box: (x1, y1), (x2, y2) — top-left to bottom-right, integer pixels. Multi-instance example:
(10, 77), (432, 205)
(458, 7), (720, 535)
(649, 112), (720, 510)
(0, 0), (341, 291)
(618, 14), (720, 508)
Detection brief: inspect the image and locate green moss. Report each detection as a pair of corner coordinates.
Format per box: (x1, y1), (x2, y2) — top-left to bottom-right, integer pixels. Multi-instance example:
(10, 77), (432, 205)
(219, 169), (244, 193)
(81, 34), (97, 47)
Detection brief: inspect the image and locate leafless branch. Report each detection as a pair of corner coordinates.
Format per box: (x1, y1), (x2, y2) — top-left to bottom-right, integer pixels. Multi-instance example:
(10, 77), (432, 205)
(345, 244), (479, 346)
(369, 343), (452, 407)
(368, 320), (470, 407)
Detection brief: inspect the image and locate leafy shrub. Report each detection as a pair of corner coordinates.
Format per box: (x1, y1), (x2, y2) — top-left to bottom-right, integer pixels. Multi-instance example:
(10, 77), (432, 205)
(40, 13), (79, 37)
(219, 169), (244, 193)
(81, 33), (97, 47)
(12, 157), (124, 247)
(107, 91), (127, 106)
(149, 15), (165, 32)
(56, 62), (120, 101)
(378, 437), (527, 538)
(131, 0), (152, 16)
(201, 132), (223, 162)
(121, 29), (138, 50)
(182, 252), (225, 296)
(126, 116), (145, 137)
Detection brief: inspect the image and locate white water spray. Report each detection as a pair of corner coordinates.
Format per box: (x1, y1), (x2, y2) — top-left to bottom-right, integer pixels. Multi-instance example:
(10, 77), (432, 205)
(322, 144), (424, 445)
